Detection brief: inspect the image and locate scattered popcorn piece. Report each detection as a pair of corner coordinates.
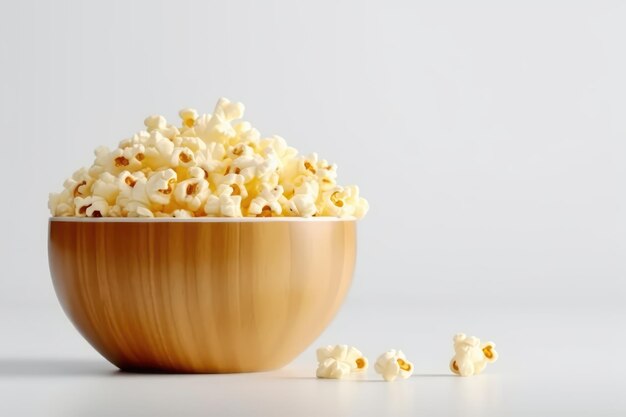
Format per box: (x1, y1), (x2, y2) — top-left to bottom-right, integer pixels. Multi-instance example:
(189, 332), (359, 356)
(48, 97), (368, 218)
(315, 345), (369, 379)
(374, 350), (414, 382)
(450, 333), (498, 377)
(316, 358), (352, 379)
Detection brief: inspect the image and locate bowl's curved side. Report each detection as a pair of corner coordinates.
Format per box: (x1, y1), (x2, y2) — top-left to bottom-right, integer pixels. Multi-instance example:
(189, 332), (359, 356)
(48, 220), (356, 373)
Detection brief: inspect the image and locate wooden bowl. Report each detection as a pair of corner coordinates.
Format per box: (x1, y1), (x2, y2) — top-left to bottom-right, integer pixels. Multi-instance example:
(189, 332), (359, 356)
(48, 218), (356, 373)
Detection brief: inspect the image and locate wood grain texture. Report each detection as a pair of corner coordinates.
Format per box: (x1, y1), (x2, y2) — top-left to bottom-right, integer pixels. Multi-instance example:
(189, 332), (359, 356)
(48, 219), (356, 373)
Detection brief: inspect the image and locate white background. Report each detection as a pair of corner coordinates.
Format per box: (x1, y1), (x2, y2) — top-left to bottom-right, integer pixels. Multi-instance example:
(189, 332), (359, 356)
(1, 0), (625, 416)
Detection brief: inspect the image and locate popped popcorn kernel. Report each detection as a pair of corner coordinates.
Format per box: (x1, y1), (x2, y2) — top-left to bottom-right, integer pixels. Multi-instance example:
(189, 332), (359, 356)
(248, 184), (283, 217)
(146, 169), (177, 205)
(179, 108), (198, 128)
(374, 350), (414, 382)
(315, 345), (368, 379)
(144, 115), (167, 132)
(450, 333), (498, 377)
(49, 98), (368, 219)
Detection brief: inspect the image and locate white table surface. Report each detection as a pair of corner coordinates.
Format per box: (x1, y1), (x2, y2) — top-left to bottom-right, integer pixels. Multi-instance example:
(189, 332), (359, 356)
(1, 299), (624, 417)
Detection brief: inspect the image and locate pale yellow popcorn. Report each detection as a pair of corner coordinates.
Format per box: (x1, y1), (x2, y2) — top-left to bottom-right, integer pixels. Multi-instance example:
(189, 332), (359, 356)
(144, 115), (180, 140)
(316, 358), (352, 379)
(287, 194), (317, 217)
(320, 185), (368, 218)
(316, 345), (368, 375)
(286, 178), (319, 217)
(179, 136), (207, 153)
(450, 333), (498, 377)
(233, 121), (261, 146)
(146, 169), (177, 205)
(259, 135), (297, 165)
(74, 196), (109, 218)
(142, 131), (175, 170)
(144, 115), (167, 132)
(281, 152), (316, 187)
(174, 174), (210, 212)
(374, 350), (414, 382)
(255, 148), (280, 184)
(197, 142), (227, 174)
(118, 131), (150, 150)
(92, 172), (119, 205)
(131, 205), (154, 218)
(172, 209), (194, 218)
(194, 98), (244, 143)
(116, 174), (151, 216)
(179, 108), (198, 129)
(215, 173), (248, 200)
(170, 147), (196, 168)
(204, 184), (243, 217)
(48, 191), (74, 217)
(159, 124), (180, 141)
(91, 146), (142, 176)
(248, 184), (284, 217)
(316, 160), (338, 191)
(230, 154), (265, 183)
(226, 143), (255, 160)
(49, 168), (92, 216)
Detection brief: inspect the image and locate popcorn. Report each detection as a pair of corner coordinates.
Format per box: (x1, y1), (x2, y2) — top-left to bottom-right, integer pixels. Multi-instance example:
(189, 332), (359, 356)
(49, 97), (368, 219)
(146, 169), (177, 205)
(92, 172), (119, 205)
(319, 185), (369, 219)
(248, 184), (283, 217)
(74, 196), (109, 218)
(48, 190), (74, 217)
(118, 176), (152, 217)
(315, 345), (368, 379)
(374, 350), (414, 382)
(316, 358), (352, 379)
(179, 108), (198, 129)
(204, 184), (243, 217)
(449, 333), (498, 377)
(174, 170), (210, 212)
(194, 98), (243, 143)
(286, 178), (319, 217)
(48, 168), (94, 216)
(172, 209), (194, 218)
(144, 115), (167, 132)
(216, 173), (248, 200)
(170, 147), (196, 168)
(142, 131), (175, 170)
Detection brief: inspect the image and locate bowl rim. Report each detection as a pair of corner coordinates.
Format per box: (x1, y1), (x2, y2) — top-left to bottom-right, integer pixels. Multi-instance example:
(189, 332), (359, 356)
(49, 216), (357, 223)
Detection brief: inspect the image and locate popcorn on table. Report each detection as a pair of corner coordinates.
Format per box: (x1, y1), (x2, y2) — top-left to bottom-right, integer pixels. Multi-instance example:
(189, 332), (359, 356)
(449, 333), (498, 377)
(49, 98), (369, 219)
(374, 349), (414, 382)
(316, 345), (368, 379)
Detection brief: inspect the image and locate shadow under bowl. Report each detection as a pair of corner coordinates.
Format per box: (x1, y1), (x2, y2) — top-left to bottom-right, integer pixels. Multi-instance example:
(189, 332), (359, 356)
(48, 217), (356, 373)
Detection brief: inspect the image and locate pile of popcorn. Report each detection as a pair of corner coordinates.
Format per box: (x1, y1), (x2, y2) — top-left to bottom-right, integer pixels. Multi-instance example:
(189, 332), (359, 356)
(48, 98), (368, 219)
